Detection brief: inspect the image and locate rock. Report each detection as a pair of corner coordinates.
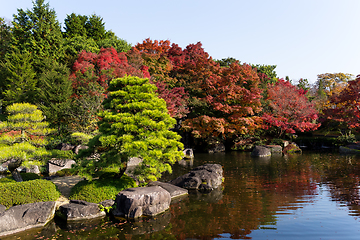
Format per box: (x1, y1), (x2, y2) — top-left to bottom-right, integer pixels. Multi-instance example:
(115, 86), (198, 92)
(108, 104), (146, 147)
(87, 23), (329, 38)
(339, 146), (360, 154)
(113, 186), (171, 218)
(183, 148), (194, 159)
(169, 164), (223, 191)
(55, 143), (75, 151)
(264, 145), (282, 153)
(47, 159), (76, 174)
(98, 199), (115, 208)
(59, 200), (105, 221)
(251, 146), (271, 157)
(147, 181), (188, 199)
(207, 142), (225, 153)
(24, 165), (40, 174)
(0, 204), (5, 214)
(127, 157), (143, 167)
(0, 201), (56, 237)
(283, 143), (302, 154)
(74, 145), (88, 155)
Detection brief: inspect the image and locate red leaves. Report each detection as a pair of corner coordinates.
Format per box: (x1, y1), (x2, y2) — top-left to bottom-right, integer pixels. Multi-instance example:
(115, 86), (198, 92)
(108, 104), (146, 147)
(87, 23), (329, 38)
(324, 75), (360, 129)
(262, 79), (320, 135)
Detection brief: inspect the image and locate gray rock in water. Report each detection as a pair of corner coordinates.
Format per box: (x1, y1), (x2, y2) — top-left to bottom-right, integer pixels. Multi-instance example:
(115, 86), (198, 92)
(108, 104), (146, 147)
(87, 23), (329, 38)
(113, 186), (171, 218)
(147, 181), (188, 199)
(169, 163), (223, 191)
(98, 199), (115, 208)
(59, 200), (105, 221)
(264, 145), (282, 153)
(251, 146), (272, 157)
(0, 201), (56, 237)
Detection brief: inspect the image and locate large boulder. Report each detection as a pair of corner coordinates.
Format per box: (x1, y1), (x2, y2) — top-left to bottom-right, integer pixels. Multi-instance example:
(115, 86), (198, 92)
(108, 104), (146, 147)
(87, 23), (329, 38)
(169, 164), (223, 192)
(264, 145), (282, 154)
(47, 159), (76, 174)
(251, 146), (271, 157)
(59, 200), (105, 221)
(55, 143), (75, 151)
(0, 201), (56, 237)
(113, 186), (171, 218)
(147, 181), (188, 199)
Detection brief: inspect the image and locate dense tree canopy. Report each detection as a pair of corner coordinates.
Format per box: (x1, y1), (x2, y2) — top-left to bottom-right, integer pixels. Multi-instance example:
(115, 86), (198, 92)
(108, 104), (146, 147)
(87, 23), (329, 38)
(261, 79), (320, 136)
(78, 76), (184, 182)
(324, 76), (360, 130)
(0, 103), (53, 181)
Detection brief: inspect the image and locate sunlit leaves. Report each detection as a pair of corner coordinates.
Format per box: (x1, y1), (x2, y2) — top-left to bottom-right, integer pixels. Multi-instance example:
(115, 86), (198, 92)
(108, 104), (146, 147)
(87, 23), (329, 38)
(80, 76), (184, 182)
(261, 79), (320, 136)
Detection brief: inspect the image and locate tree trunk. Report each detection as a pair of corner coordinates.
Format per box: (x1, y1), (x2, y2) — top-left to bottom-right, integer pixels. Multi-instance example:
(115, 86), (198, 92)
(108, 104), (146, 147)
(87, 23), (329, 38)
(8, 160), (23, 182)
(116, 161), (128, 179)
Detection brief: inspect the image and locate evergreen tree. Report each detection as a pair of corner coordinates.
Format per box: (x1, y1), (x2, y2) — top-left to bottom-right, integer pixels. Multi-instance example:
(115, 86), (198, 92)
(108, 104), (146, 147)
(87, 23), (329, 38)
(0, 17), (12, 61)
(0, 103), (54, 182)
(63, 13), (88, 39)
(10, 0), (65, 68)
(37, 58), (73, 136)
(78, 76), (184, 182)
(0, 50), (37, 108)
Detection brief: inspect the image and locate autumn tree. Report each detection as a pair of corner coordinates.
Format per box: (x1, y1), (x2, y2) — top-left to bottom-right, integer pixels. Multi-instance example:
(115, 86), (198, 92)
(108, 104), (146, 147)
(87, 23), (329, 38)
(323, 76), (360, 130)
(77, 76), (184, 182)
(0, 103), (53, 182)
(132, 38), (189, 119)
(313, 73), (353, 113)
(69, 47), (146, 133)
(182, 62), (263, 142)
(166, 42), (264, 146)
(261, 79), (320, 136)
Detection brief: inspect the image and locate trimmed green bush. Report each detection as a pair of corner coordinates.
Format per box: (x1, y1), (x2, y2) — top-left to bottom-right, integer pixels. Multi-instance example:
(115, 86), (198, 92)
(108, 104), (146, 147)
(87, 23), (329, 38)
(69, 175), (137, 203)
(55, 168), (78, 177)
(0, 179), (61, 208)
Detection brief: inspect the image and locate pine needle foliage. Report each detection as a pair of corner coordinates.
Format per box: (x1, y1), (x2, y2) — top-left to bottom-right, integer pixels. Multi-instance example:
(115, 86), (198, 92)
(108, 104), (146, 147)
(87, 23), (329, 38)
(78, 76), (184, 182)
(0, 103), (54, 181)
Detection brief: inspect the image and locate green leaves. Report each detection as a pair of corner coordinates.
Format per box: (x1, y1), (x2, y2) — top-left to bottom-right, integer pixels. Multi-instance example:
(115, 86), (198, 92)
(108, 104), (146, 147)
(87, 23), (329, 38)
(81, 76), (184, 182)
(0, 103), (53, 169)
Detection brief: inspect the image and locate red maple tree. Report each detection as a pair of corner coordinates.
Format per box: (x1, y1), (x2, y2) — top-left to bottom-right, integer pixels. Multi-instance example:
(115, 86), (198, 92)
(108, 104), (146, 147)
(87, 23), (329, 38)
(261, 79), (320, 136)
(324, 75), (360, 129)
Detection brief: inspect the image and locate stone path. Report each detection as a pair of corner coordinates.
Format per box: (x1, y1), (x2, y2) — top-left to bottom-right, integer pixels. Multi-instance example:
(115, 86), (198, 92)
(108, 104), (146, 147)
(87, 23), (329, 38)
(50, 175), (84, 198)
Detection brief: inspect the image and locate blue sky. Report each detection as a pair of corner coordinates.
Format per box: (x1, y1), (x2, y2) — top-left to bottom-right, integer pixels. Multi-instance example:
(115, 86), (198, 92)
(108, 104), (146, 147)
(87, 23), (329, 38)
(2, 0), (360, 84)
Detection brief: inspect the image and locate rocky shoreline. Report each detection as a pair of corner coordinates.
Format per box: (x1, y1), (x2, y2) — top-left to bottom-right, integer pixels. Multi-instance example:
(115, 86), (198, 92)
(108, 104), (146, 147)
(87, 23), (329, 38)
(0, 163), (223, 237)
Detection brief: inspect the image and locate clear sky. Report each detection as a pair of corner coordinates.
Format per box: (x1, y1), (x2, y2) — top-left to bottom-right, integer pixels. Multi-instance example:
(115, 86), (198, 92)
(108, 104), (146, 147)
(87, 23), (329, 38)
(2, 0), (360, 84)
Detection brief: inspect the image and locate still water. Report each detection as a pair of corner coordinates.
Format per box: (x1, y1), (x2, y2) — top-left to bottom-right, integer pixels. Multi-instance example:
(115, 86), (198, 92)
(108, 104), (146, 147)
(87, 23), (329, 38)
(6, 151), (360, 239)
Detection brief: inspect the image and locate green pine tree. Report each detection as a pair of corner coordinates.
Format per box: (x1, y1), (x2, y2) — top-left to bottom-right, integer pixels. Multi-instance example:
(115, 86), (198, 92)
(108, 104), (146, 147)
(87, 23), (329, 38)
(0, 50), (37, 108)
(37, 58), (73, 136)
(0, 103), (54, 182)
(78, 76), (184, 182)
(10, 0), (65, 68)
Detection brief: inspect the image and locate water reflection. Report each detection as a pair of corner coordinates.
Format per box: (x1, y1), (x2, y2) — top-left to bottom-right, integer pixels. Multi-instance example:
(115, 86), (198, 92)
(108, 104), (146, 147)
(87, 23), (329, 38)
(7, 151), (360, 239)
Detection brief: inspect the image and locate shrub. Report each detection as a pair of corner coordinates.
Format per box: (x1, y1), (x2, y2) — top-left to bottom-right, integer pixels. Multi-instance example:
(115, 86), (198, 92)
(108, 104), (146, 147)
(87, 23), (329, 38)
(19, 172), (42, 181)
(69, 175), (137, 203)
(55, 168), (78, 177)
(0, 179), (61, 208)
(48, 149), (75, 160)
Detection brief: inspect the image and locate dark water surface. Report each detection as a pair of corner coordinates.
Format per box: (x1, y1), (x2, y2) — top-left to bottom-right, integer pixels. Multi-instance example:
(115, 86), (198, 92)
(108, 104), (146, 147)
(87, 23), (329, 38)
(5, 151), (360, 239)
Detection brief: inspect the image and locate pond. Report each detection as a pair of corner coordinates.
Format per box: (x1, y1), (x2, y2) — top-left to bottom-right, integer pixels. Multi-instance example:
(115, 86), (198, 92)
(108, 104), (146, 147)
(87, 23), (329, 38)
(5, 151), (360, 240)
